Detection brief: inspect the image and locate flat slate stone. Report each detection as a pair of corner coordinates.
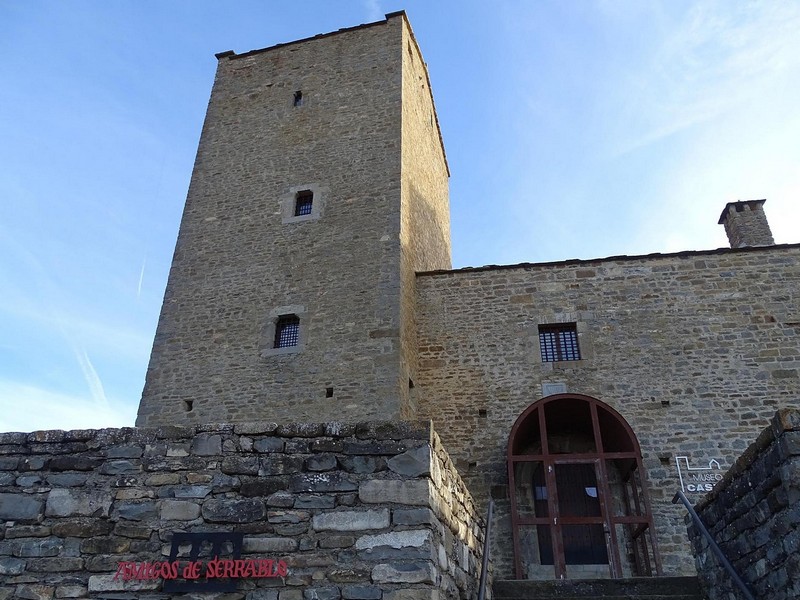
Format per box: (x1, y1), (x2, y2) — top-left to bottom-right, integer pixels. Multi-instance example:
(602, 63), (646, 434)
(45, 489), (112, 518)
(0, 493), (43, 521)
(387, 445), (431, 477)
(359, 480), (431, 506)
(371, 561), (436, 584)
(202, 498), (266, 523)
(342, 585), (382, 600)
(0, 557), (26, 575)
(289, 472), (358, 493)
(312, 509), (389, 532)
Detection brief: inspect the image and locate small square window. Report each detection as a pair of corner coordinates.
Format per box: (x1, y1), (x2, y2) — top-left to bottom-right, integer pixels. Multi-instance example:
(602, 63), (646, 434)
(294, 191), (313, 216)
(274, 315), (300, 348)
(539, 323), (580, 362)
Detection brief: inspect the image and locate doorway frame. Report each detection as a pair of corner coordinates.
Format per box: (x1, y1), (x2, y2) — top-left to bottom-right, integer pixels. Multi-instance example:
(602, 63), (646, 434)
(507, 394), (662, 579)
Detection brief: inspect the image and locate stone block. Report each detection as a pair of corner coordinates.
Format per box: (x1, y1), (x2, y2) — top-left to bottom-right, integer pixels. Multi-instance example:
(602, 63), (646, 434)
(356, 530), (431, 551)
(98, 460), (141, 475)
(312, 509), (389, 532)
(24, 558), (84, 572)
(328, 568), (370, 583)
(387, 445), (432, 477)
(247, 591), (280, 600)
(106, 445), (143, 458)
(267, 491), (296, 507)
(339, 456), (384, 474)
(0, 557), (26, 575)
(87, 574), (159, 592)
(383, 588), (438, 600)
(371, 561), (436, 584)
(290, 472), (358, 493)
(268, 509), (310, 524)
(15, 538), (62, 557)
(222, 456), (260, 475)
(393, 508), (437, 526)
(295, 495), (335, 509)
(303, 587), (341, 600)
(116, 501), (157, 521)
(0, 494), (42, 521)
(359, 480), (432, 506)
(160, 499), (201, 520)
(80, 536), (131, 554)
(192, 433), (222, 456)
(202, 498), (266, 523)
(16, 474), (44, 487)
(319, 535), (356, 549)
(14, 585), (54, 600)
(254, 437), (285, 453)
(51, 519), (113, 538)
(344, 441), (407, 456)
(18, 457), (48, 471)
(4, 525), (50, 539)
(45, 489), (112, 518)
(261, 455), (305, 475)
(279, 590), (304, 600)
(54, 584), (86, 598)
(48, 456), (100, 471)
(235, 422), (279, 435)
(341, 585), (382, 600)
(243, 537), (298, 552)
(45, 473), (87, 487)
(166, 484), (214, 498)
(241, 477), (288, 497)
(306, 454), (338, 472)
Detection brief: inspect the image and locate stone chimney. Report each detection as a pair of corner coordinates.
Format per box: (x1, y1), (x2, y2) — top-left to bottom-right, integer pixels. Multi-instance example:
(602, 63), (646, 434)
(718, 199), (775, 248)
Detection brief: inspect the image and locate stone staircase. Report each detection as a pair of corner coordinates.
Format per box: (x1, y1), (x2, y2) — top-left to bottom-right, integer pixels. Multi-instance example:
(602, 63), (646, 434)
(493, 576), (704, 600)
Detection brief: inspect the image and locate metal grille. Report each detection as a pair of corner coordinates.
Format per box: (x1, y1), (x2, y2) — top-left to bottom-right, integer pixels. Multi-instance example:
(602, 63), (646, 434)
(274, 315), (300, 348)
(294, 191), (313, 216)
(539, 324), (580, 362)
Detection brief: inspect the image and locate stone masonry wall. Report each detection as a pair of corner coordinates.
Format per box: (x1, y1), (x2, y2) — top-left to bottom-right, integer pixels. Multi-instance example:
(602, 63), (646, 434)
(415, 244), (800, 578)
(0, 421), (487, 600)
(688, 408), (800, 600)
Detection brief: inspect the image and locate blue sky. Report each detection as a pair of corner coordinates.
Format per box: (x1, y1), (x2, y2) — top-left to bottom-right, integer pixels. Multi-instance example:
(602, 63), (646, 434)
(1, 1), (799, 432)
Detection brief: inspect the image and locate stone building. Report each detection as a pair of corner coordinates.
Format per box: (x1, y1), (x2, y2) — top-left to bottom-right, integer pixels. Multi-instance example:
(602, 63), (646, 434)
(134, 11), (800, 583)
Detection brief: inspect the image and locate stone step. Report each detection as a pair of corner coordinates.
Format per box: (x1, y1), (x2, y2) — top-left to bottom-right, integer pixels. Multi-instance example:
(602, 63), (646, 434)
(493, 576), (703, 599)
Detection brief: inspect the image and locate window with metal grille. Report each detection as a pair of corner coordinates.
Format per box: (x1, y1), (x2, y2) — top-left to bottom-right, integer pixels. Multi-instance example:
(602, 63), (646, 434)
(274, 315), (300, 348)
(294, 191), (313, 216)
(538, 323), (580, 362)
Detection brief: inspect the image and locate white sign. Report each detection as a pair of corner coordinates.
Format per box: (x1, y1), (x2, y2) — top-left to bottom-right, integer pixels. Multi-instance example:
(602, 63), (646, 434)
(675, 456), (724, 493)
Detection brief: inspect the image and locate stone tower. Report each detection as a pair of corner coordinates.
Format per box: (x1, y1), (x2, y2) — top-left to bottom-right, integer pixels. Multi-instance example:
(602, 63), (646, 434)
(137, 12), (451, 427)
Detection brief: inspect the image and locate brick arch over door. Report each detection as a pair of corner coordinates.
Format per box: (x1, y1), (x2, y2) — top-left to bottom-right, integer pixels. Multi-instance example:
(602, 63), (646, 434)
(507, 393), (663, 580)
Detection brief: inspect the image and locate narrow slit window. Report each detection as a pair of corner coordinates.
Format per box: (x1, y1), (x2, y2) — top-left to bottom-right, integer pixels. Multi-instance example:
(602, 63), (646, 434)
(293, 90), (303, 107)
(538, 323), (580, 362)
(294, 190), (313, 216)
(274, 315), (300, 348)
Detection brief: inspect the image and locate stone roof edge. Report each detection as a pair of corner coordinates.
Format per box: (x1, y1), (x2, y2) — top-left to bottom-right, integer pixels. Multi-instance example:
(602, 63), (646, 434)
(416, 242), (800, 277)
(214, 11), (405, 61)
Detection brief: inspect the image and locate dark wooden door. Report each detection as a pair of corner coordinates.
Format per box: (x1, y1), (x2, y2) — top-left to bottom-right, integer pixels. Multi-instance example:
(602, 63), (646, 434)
(554, 462), (608, 564)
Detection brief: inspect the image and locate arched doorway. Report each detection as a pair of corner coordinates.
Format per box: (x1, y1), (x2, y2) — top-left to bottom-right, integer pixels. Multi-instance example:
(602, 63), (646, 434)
(507, 394), (662, 580)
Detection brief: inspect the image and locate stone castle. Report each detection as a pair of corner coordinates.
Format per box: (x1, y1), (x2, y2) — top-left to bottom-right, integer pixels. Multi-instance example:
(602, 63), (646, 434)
(134, 10), (800, 581)
(1, 11), (798, 599)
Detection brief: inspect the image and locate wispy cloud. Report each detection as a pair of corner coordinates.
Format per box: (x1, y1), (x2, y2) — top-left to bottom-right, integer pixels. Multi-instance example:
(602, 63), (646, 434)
(362, 0), (382, 23)
(612, 0), (800, 155)
(137, 257), (146, 300)
(74, 348), (108, 408)
(0, 381), (135, 433)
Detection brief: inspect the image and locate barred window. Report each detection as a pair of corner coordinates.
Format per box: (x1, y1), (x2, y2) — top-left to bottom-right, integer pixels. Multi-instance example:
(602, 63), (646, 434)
(274, 315), (300, 348)
(539, 323), (580, 362)
(294, 191), (313, 216)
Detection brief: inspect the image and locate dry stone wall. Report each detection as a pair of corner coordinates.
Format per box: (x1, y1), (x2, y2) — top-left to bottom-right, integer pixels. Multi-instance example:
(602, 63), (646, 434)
(688, 408), (800, 600)
(0, 421), (487, 600)
(415, 244), (800, 577)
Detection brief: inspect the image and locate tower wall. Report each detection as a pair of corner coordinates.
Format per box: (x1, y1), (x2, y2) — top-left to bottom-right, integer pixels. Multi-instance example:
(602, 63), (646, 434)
(138, 14), (448, 426)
